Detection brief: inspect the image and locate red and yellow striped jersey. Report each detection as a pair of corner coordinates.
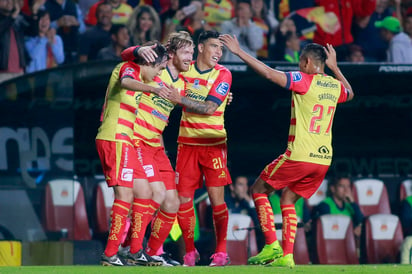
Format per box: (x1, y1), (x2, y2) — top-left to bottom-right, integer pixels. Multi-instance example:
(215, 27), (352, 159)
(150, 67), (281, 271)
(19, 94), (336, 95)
(284, 71), (349, 165)
(178, 62), (232, 146)
(133, 67), (186, 147)
(96, 61), (143, 145)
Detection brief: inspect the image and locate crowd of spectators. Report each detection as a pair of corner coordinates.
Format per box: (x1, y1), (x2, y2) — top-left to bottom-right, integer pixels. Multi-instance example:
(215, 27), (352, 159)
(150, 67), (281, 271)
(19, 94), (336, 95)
(2, 0), (412, 83)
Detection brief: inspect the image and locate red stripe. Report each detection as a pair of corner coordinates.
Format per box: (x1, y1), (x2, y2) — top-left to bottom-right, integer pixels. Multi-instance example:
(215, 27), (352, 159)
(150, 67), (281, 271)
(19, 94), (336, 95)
(183, 108), (223, 117)
(139, 102), (170, 122)
(184, 77), (208, 86)
(126, 90), (134, 96)
(178, 136), (226, 144)
(290, 118), (296, 125)
(135, 118), (162, 134)
(115, 133), (132, 144)
(120, 102), (136, 114)
(180, 121), (224, 130)
(285, 149), (291, 157)
(288, 135), (295, 142)
(118, 118), (133, 129)
(291, 100), (295, 107)
(133, 132), (161, 144)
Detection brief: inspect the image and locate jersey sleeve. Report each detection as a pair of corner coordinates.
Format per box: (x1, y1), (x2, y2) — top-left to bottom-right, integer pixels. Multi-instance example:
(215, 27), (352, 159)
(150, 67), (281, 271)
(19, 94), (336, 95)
(119, 62), (141, 81)
(206, 69), (232, 106)
(121, 46), (140, 61)
(337, 82), (349, 103)
(285, 71), (313, 95)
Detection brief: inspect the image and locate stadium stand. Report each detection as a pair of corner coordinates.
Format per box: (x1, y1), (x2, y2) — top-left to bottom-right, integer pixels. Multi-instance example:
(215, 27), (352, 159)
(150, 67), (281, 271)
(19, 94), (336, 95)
(400, 179), (412, 201)
(364, 213), (403, 263)
(352, 179), (391, 217)
(306, 179), (328, 210)
(94, 181), (114, 234)
(316, 214), (358, 264)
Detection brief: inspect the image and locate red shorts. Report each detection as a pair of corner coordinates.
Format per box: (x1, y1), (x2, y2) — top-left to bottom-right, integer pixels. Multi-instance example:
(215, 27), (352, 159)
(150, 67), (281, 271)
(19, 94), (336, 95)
(175, 143), (232, 197)
(96, 139), (146, 188)
(134, 140), (175, 190)
(260, 154), (329, 199)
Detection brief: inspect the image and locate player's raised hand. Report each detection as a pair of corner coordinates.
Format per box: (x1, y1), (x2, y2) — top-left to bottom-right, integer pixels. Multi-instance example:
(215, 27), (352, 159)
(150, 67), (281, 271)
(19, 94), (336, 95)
(324, 43), (338, 70)
(137, 44), (158, 63)
(219, 34), (241, 56)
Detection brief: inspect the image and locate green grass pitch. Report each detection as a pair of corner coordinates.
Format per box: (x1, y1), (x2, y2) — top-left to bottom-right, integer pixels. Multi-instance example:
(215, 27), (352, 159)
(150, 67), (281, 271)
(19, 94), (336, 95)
(0, 265), (411, 273)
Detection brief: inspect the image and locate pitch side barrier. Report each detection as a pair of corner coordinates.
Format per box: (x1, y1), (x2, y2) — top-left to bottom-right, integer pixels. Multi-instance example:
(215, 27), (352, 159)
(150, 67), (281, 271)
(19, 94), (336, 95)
(0, 61), (411, 188)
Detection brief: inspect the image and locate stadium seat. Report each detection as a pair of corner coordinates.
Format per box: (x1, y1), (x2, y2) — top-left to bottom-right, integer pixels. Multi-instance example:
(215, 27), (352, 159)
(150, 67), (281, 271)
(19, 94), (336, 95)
(306, 179), (328, 210)
(226, 214), (258, 265)
(43, 179), (91, 240)
(364, 214), (404, 263)
(94, 181), (114, 234)
(274, 214), (310, 264)
(400, 179), (412, 201)
(316, 214), (358, 264)
(352, 179), (391, 217)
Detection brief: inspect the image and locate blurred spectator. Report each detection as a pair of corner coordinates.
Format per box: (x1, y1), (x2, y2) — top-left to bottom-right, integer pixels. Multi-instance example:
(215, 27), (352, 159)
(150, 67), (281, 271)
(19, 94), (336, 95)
(84, 0), (133, 26)
(78, 2), (112, 62)
(251, 0), (279, 60)
(353, 0), (398, 62)
(313, 0), (376, 61)
(226, 176), (264, 249)
(221, 0), (263, 62)
(403, 7), (412, 39)
(160, 0), (181, 40)
(0, 0), (28, 83)
(375, 15), (412, 62)
(203, 0), (234, 31)
(25, 9), (64, 73)
(346, 44), (365, 63)
(271, 17), (297, 61)
(45, 0), (86, 64)
(312, 176), (364, 239)
(97, 24), (130, 61)
(127, 5), (161, 46)
(283, 30), (300, 62)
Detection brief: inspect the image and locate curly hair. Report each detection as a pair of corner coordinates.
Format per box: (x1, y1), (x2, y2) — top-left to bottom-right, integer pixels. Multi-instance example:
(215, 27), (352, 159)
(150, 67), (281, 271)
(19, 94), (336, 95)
(166, 31), (194, 54)
(127, 5), (161, 46)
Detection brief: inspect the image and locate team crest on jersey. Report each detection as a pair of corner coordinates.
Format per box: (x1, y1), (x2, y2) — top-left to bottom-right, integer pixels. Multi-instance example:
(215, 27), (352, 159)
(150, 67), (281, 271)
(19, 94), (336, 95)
(291, 72), (302, 82)
(193, 79), (200, 89)
(216, 82), (229, 96)
(124, 67), (135, 76)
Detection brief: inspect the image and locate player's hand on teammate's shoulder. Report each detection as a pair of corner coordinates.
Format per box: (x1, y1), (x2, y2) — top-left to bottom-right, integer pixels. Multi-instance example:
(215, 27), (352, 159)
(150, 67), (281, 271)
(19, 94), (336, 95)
(324, 43), (338, 70)
(219, 34), (241, 56)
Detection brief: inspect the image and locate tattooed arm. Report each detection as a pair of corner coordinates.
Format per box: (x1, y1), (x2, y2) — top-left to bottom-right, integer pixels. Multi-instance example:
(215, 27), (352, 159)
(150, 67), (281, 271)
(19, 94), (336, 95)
(167, 87), (219, 115)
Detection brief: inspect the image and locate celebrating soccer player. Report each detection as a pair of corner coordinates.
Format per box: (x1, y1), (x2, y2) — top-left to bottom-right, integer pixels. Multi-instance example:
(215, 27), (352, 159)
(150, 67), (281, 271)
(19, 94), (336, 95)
(220, 34), (354, 268)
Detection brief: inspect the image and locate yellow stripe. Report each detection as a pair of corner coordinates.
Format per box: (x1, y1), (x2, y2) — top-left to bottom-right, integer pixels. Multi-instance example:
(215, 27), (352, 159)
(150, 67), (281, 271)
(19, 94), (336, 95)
(213, 208), (228, 215)
(269, 156), (287, 177)
(159, 211), (176, 220)
(113, 202), (130, 212)
(254, 196), (268, 202)
(281, 205), (295, 211)
(178, 207), (193, 214)
(133, 202), (149, 208)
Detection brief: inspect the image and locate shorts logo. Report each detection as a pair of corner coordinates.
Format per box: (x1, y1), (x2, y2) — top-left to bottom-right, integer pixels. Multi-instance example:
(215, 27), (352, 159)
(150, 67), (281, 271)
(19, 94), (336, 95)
(121, 168), (133, 182)
(216, 82), (229, 96)
(291, 72), (302, 82)
(143, 165), (154, 177)
(175, 172), (179, 185)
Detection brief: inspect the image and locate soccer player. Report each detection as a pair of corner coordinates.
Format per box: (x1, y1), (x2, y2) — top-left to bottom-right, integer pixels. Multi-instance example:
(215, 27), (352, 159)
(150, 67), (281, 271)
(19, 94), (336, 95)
(96, 41), (171, 266)
(168, 30), (233, 267)
(220, 34), (354, 268)
(131, 31), (195, 266)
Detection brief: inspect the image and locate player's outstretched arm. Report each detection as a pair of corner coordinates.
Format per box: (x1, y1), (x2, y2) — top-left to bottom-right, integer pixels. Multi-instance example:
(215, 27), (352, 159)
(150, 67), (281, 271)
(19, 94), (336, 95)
(121, 78), (171, 98)
(219, 34), (287, 88)
(324, 43), (354, 102)
(166, 86), (219, 115)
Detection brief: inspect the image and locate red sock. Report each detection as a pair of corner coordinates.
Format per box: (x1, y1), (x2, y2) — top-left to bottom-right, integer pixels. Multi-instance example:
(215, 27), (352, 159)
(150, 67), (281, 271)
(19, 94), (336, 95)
(253, 193), (277, 244)
(281, 204), (297, 255)
(212, 203), (229, 253)
(129, 198), (159, 254)
(177, 201), (196, 253)
(104, 199), (130, 257)
(146, 209), (177, 256)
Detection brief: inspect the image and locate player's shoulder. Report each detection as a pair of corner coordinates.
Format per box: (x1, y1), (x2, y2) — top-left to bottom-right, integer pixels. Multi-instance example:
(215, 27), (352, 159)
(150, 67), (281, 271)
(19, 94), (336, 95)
(214, 64), (232, 77)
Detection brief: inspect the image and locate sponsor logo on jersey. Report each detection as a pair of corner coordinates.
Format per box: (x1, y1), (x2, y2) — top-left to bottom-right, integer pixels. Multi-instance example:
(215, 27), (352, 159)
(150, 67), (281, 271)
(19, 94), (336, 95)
(216, 82), (229, 96)
(121, 168), (133, 181)
(291, 72), (302, 82)
(151, 109), (168, 121)
(143, 165), (154, 177)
